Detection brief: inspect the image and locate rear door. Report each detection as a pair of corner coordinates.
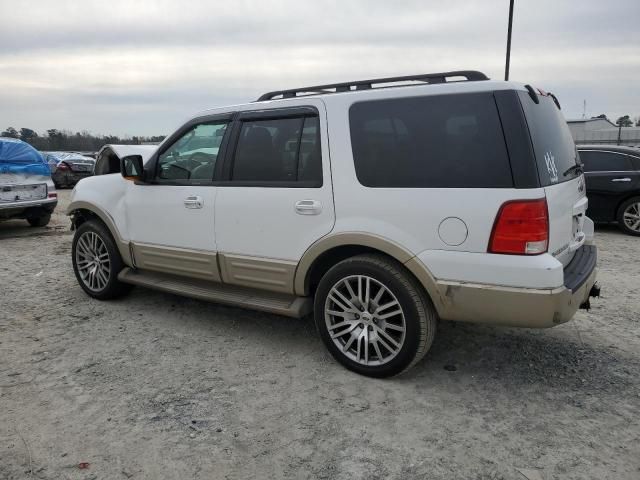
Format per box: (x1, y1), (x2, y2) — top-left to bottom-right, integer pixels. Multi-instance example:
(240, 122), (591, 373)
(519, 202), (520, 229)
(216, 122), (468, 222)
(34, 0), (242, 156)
(518, 91), (585, 266)
(214, 104), (334, 294)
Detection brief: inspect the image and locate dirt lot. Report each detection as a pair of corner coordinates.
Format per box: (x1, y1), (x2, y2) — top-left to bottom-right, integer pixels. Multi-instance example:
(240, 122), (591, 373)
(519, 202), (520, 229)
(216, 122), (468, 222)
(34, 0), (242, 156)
(1, 189), (639, 480)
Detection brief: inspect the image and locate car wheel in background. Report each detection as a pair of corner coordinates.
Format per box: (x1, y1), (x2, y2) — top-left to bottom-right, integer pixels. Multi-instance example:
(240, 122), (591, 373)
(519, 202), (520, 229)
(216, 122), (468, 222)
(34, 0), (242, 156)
(618, 197), (640, 236)
(27, 214), (51, 227)
(314, 254), (437, 378)
(72, 220), (132, 299)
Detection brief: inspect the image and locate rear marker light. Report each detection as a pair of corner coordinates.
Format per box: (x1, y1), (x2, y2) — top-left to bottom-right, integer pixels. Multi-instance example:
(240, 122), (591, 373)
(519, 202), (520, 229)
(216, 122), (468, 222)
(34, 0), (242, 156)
(489, 198), (549, 255)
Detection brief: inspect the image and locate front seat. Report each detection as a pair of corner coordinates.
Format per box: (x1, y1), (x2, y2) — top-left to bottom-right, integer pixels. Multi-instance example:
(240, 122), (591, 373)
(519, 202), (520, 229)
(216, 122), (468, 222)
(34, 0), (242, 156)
(234, 127), (280, 181)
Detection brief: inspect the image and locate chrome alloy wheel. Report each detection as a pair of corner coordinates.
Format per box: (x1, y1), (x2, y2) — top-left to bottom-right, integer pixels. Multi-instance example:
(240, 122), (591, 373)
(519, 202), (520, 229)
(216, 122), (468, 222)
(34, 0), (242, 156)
(75, 231), (111, 292)
(324, 275), (406, 366)
(623, 202), (640, 233)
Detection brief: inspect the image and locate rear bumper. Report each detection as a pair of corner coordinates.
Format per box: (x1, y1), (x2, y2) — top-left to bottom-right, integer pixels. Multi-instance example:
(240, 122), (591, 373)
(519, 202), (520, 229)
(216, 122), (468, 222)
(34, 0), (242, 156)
(435, 245), (598, 328)
(0, 198), (57, 219)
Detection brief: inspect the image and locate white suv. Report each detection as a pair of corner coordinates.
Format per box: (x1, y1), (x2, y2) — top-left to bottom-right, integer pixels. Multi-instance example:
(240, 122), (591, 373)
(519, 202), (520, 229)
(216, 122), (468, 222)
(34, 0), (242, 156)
(67, 71), (598, 377)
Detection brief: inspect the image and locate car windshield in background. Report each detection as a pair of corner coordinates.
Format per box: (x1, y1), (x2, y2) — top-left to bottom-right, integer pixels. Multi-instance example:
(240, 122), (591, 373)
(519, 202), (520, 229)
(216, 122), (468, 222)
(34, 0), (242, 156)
(518, 91), (580, 186)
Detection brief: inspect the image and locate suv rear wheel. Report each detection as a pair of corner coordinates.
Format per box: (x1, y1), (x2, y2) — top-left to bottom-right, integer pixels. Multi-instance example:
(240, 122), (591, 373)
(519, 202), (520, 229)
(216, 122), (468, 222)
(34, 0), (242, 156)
(314, 254), (436, 377)
(72, 220), (132, 299)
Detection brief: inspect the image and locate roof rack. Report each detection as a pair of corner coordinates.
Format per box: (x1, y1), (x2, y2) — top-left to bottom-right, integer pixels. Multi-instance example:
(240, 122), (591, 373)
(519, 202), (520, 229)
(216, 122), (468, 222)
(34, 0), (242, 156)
(257, 70), (489, 101)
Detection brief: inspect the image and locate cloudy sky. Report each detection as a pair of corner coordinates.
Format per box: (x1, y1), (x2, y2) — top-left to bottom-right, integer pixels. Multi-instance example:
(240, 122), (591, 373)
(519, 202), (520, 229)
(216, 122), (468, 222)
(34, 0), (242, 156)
(1, 0), (639, 137)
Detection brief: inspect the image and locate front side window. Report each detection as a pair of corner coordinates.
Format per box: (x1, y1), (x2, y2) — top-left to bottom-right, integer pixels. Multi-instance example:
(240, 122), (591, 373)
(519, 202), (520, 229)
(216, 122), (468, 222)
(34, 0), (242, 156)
(349, 92), (513, 188)
(579, 151), (633, 172)
(157, 122), (228, 181)
(231, 116), (322, 185)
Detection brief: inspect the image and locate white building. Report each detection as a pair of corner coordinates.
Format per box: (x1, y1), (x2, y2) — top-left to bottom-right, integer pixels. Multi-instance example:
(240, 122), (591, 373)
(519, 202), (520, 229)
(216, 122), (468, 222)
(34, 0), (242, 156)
(567, 118), (640, 146)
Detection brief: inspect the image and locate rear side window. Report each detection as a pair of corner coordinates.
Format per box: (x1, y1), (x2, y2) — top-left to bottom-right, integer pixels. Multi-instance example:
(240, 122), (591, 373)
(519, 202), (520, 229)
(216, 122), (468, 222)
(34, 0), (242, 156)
(232, 116), (322, 185)
(580, 151), (634, 172)
(518, 92), (579, 186)
(349, 92), (513, 188)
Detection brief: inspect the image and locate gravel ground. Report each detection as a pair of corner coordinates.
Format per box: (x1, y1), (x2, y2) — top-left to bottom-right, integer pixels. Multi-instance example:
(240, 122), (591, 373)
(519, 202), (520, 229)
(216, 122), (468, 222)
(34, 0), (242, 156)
(1, 190), (639, 480)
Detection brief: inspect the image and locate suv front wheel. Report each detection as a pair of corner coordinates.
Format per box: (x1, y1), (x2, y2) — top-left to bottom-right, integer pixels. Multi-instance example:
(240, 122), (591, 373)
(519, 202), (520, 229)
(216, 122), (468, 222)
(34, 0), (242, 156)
(314, 254), (436, 377)
(72, 220), (132, 299)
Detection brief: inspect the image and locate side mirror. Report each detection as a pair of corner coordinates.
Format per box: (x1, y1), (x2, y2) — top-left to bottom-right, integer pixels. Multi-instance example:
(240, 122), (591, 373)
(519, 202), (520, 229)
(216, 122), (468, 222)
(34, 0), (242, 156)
(120, 155), (145, 182)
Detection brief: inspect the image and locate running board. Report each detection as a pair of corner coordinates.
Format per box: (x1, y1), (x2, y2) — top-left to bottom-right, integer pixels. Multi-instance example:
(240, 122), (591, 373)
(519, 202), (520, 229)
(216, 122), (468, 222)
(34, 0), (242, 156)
(118, 267), (312, 318)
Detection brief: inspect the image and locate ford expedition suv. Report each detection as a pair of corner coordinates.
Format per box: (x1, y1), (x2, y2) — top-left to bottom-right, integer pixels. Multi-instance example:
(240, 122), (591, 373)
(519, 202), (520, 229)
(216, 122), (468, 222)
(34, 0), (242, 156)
(67, 71), (599, 377)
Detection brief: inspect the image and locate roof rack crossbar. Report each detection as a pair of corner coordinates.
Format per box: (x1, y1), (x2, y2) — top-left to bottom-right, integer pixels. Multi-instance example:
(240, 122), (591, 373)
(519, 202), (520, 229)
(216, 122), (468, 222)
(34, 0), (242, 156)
(257, 70), (488, 101)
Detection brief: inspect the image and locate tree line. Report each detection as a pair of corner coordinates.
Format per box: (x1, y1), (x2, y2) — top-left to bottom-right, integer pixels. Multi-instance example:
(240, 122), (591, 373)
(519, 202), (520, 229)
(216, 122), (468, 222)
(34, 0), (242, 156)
(616, 115), (640, 127)
(1, 127), (165, 152)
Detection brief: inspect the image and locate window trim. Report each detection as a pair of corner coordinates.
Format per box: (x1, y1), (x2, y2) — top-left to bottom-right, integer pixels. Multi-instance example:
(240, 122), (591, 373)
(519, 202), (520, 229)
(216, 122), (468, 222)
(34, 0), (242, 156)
(219, 106), (323, 188)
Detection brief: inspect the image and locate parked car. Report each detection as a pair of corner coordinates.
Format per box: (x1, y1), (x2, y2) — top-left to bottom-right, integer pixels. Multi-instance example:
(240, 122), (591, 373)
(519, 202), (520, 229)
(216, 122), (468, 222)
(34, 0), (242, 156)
(67, 71), (599, 377)
(44, 152), (96, 188)
(578, 145), (640, 236)
(0, 137), (57, 226)
(93, 144), (158, 176)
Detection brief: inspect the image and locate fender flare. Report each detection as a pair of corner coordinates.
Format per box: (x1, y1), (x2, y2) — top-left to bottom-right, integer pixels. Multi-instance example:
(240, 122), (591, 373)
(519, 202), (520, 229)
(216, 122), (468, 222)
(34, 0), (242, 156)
(67, 200), (133, 266)
(293, 232), (445, 314)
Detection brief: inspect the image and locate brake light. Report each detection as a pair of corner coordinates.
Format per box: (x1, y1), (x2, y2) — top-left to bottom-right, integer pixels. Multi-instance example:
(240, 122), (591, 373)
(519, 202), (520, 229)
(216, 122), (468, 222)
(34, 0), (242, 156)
(57, 162), (70, 171)
(489, 199), (549, 255)
(48, 192), (57, 199)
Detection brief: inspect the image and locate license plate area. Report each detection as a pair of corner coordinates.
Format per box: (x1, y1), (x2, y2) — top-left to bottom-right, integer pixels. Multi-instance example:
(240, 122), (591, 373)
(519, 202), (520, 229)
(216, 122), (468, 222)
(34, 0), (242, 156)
(573, 213), (585, 238)
(0, 184), (47, 202)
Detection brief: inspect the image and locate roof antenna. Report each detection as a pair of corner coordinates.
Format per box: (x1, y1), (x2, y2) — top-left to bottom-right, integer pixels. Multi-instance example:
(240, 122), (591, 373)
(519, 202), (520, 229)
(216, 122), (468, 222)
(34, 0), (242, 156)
(504, 0), (515, 80)
(582, 99), (587, 119)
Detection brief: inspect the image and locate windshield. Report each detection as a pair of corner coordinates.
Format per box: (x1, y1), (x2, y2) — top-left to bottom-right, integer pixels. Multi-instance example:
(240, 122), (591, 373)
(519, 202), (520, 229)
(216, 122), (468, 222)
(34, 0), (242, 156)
(518, 91), (580, 186)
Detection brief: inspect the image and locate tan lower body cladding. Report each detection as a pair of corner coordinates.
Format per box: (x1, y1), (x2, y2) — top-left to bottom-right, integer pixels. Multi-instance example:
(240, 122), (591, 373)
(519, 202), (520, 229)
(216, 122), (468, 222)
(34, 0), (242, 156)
(130, 243), (296, 294)
(131, 243), (221, 282)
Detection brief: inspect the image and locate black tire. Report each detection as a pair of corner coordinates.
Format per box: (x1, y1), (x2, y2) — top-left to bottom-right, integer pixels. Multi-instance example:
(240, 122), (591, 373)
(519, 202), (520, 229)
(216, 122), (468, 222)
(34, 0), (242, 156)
(72, 220), (132, 300)
(617, 196), (640, 236)
(314, 254), (436, 378)
(27, 214), (51, 227)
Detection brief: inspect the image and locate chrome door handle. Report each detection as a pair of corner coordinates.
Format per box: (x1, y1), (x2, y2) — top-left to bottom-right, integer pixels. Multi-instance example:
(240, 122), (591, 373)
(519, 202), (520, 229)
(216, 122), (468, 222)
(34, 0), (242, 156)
(611, 178), (631, 182)
(295, 199), (322, 215)
(184, 195), (203, 209)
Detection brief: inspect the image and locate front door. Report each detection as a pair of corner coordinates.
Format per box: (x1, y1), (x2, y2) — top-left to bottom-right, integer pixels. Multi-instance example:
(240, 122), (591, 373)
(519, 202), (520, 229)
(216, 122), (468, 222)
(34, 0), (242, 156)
(125, 120), (231, 281)
(214, 105), (335, 293)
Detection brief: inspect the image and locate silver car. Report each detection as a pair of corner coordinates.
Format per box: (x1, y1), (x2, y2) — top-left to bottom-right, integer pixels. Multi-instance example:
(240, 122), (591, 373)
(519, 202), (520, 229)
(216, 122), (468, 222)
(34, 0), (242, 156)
(1, 138), (57, 227)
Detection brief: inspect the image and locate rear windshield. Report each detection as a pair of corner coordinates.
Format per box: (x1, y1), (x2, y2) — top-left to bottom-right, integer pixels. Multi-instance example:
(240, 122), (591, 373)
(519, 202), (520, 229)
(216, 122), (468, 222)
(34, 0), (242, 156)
(518, 91), (580, 186)
(349, 92), (513, 188)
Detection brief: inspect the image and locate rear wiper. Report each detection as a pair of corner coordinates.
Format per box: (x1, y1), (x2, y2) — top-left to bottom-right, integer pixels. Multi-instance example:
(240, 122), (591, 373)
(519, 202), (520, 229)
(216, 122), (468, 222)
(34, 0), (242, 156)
(563, 162), (584, 177)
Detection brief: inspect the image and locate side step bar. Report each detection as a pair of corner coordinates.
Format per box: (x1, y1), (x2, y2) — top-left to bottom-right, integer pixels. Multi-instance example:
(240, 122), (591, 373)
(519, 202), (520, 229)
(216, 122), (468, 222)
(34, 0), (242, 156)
(118, 268), (312, 318)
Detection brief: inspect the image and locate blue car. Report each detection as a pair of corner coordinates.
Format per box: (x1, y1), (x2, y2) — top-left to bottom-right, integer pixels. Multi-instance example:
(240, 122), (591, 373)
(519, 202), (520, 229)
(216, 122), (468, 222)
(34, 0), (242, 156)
(0, 137), (57, 227)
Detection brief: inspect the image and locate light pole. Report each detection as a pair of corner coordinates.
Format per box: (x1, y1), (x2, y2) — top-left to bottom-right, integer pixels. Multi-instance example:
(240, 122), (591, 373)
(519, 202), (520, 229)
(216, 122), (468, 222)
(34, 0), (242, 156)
(504, 0), (515, 80)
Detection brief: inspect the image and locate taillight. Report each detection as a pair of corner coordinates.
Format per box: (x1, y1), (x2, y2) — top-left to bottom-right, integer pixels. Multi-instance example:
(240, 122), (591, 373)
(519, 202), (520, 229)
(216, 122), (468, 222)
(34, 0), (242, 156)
(489, 198), (549, 255)
(57, 162), (70, 171)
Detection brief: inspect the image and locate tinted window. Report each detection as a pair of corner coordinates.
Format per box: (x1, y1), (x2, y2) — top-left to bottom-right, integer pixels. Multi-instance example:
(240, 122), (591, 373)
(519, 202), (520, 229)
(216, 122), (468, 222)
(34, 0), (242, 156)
(349, 92), (513, 188)
(518, 92), (579, 186)
(158, 122), (228, 182)
(232, 116), (322, 184)
(580, 151), (634, 172)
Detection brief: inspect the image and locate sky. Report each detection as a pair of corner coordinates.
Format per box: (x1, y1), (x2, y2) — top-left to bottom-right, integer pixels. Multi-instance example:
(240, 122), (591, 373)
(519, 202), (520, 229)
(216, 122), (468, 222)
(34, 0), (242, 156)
(1, 0), (639, 137)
